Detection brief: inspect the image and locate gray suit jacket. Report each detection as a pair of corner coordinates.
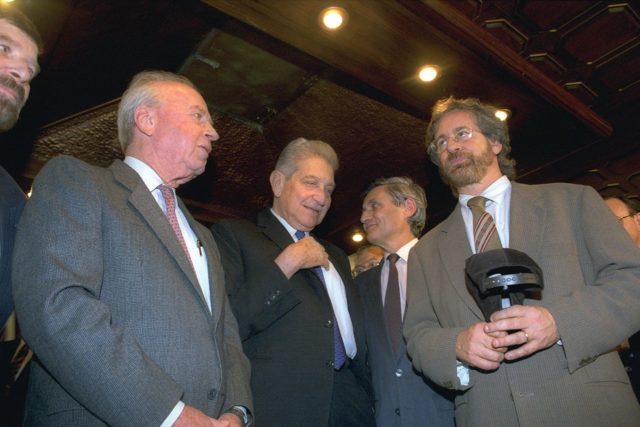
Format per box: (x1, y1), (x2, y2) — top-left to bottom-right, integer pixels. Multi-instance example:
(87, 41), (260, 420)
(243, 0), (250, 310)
(405, 182), (640, 427)
(12, 156), (251, 426)
(0, 166), (25, 327)
(356, 264), (454, 427)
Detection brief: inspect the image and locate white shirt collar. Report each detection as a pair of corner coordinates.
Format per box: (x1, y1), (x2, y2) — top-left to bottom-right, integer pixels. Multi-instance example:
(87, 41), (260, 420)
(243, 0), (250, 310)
(124, 156), (165, 192)
(387, 238), (418, 262)
(458, 175), (511, 209)
(270, 208), (301, 240)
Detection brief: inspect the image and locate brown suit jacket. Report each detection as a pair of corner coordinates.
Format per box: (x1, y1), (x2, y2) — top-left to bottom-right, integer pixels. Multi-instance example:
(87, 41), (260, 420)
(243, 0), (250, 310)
(405, 182), (640, 426)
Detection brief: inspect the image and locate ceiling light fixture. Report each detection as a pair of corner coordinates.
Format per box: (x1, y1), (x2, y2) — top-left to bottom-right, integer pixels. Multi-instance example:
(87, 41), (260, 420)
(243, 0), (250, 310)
(319, 7), (349, 31)
(418, 65), (439, 82)
(494, 109), (512, 121)
(352, 232), (364, 242)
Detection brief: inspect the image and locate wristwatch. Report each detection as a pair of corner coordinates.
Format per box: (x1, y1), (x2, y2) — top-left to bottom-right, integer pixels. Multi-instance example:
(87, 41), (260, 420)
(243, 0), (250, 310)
(225, 405), (253, 427)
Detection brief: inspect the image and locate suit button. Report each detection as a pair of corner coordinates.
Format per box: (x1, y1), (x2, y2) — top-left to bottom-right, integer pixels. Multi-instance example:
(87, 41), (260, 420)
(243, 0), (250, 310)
(395, 368), (403, 377)
(325, 320), (333, 328)
(395, 408), (400, 415)
(270, 294), (277, 301)
(207, 389), (217, 400)
(326, 360), (335, 369)
(265, 300), (272, 306)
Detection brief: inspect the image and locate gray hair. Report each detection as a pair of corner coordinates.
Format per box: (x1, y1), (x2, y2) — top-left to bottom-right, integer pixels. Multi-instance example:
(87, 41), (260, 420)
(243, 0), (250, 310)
(365, 176), (427, 237)
(274, 137), (339, 178)
(117, 70), (198, 152)
(425, 96), (517, 179)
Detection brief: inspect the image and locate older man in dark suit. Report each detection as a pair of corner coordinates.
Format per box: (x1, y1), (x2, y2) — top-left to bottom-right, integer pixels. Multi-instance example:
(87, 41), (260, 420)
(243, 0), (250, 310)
(358, 176), (453, 427)
(211, 138), (374, 426)
(404, 96), (640, 426)
(12, 71), (252, 426)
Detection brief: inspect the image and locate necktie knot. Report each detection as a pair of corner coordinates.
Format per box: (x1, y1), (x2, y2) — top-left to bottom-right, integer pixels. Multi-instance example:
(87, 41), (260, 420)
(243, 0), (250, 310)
(467, 195), (488, 211)
(159, 184), (174, 205)
(387, 253), (399, 265)
(294, 230), (306, 241)
(467, 196), (502, 252)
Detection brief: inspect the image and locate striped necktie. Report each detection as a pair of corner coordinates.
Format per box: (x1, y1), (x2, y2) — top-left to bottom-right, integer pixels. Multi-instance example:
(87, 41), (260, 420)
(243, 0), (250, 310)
(467, 196), (502, 252)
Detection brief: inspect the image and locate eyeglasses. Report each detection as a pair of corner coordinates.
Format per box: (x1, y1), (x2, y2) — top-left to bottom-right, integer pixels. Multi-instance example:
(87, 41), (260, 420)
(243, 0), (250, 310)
(618, 213), (637, 221)
(430, 127), (483, 154)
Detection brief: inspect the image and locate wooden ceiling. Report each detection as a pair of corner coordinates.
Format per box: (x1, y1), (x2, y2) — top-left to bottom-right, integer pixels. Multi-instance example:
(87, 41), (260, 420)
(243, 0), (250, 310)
(1, 0), (639, 254)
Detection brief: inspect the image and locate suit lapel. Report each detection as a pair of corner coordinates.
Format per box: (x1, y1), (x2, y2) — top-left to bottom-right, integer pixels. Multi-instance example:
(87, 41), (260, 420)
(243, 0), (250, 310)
(178, 200), (217, 316)
(509, 183), (545, 260)
(110, 161), (206, 309)
(257, 209), (327, 296)
(439, 205), (484, 320)
(257, 209), (297, 252)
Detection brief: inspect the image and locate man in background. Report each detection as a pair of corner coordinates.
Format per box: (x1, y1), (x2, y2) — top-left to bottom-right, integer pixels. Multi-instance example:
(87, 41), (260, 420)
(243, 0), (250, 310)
(212, 138), (374, 426)
(358, 176), (453, 426)
(404, 96), (640, 426)
(0, 7), (41, 426)
(606, 196), (640, 247)
(352, 244), (384, 277)
(13, 71), (252, 426)
(605, 195), (640, 400)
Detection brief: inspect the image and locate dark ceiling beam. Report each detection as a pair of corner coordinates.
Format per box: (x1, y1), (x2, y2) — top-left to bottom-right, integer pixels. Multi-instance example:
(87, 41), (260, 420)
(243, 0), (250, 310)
(402, 0), (613, 137)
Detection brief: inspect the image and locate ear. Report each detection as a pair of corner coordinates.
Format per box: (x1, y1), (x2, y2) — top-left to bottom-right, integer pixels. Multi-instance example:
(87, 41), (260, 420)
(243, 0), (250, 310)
(134, 105), (156, 137)
(489, 139), (503, 155)
(270, 170), (285, 197)
(403, 197), (417, 219)
(633, 213), (640, 228)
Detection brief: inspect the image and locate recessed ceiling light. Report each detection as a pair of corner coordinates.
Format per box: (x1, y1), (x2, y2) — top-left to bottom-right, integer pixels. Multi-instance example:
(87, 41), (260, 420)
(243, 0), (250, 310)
(352, 232), (364, 242)
(495, 109), (511, 121)
(418, 65), (439, 82)
(319, 7), (349, 31)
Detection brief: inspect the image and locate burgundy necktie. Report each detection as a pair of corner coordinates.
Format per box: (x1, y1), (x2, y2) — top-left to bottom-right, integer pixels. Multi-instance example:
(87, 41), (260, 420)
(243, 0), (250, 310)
(384, 253), (402, 354)
(159, 184), (193, 265)
(467, 196), (502, 252)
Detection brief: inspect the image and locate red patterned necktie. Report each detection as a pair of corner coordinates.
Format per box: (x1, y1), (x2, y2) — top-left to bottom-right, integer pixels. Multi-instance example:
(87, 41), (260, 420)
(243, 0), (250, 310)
(158, 184), (193, 266)
(467, 196), (502, 252)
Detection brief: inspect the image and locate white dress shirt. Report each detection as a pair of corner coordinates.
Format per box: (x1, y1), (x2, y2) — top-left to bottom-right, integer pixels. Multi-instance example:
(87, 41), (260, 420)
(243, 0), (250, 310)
(124, 156), (210, 426)
(459, 175), (512, 253)
(271, 209), (357, 359)
(380, 238), (418, 319)
(455, 175), (512, 386)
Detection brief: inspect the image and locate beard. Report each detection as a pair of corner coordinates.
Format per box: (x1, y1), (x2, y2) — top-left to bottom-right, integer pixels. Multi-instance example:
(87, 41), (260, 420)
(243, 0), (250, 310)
(0, 75), (26, 132)
(439, 142), (495, 189)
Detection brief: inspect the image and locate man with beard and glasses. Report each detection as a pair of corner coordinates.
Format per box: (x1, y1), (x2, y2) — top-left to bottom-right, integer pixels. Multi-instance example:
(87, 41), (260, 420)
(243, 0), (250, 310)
(0, 7), (40, 427)
(403, 96), (640, 426)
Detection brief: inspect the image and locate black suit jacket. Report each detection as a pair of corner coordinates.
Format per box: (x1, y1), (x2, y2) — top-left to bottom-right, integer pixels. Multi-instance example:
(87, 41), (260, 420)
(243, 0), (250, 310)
(212, 208), (373, 426)
(356, 264), (454, 427)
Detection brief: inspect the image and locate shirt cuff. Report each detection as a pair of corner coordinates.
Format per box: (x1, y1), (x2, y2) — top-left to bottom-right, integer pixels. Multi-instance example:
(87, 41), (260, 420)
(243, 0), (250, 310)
(160, 400), (185, 427)
(456, 360), (470, 386)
